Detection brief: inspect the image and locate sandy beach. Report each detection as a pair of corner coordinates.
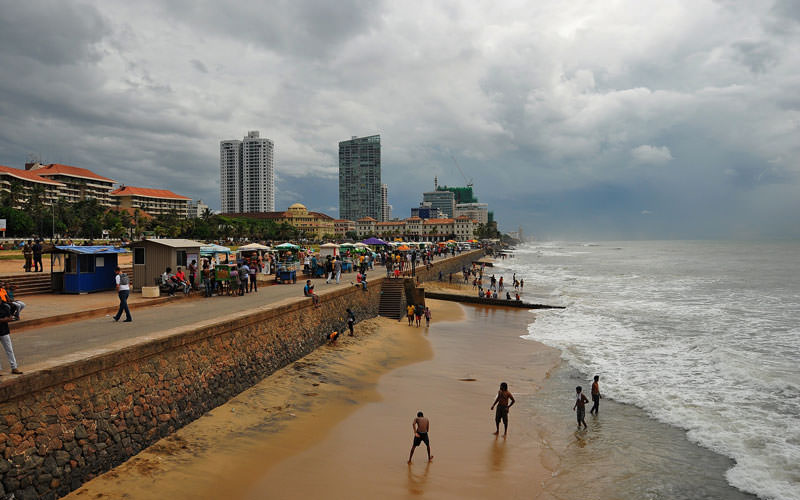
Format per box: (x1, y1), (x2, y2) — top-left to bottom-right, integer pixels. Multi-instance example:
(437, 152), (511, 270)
(65, 299), (563, 499)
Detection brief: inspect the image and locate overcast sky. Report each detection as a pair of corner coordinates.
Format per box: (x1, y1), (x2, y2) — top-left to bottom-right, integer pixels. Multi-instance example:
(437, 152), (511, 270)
(1, 0), (798, 239)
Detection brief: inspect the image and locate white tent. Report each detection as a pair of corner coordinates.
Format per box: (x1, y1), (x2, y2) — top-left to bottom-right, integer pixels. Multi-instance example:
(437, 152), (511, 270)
(238, 243), (271, 251)
(319, 242), (340, 257)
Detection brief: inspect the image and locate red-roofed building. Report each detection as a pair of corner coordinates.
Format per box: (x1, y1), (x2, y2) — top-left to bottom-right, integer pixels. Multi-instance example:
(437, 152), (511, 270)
(111, 185), (190, 218)
(222, 203), (335, 239)
(0, 165), (64, 209)
(356, 217), (377, 237)
(334, 219), (355, 237)
(422, 218), (457, 241)
(26, 162), (116, 206)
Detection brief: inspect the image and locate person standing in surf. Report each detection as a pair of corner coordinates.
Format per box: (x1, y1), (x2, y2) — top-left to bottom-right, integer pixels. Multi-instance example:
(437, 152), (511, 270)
(490, 382), (515, 436)
(574, 386), (589, 429)
(590, 375), (601, 416)
(408, 411), (433, 464)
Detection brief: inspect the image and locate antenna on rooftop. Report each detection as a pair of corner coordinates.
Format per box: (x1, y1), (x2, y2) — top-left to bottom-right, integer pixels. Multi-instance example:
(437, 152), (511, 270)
(450, 156), (473, 188)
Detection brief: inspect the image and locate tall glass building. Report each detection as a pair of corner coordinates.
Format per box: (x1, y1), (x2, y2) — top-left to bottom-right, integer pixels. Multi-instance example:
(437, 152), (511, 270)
(338, 135), (381, 221)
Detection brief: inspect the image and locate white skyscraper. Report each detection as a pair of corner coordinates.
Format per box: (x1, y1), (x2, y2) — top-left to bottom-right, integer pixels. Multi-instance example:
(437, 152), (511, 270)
(220, 131), (275, 213)
(381, 183), (391, 222)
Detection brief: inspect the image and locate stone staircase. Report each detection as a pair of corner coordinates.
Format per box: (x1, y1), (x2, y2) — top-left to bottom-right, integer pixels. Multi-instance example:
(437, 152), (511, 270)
(2, 267), (133, 296)
(378, 278), (406, 319)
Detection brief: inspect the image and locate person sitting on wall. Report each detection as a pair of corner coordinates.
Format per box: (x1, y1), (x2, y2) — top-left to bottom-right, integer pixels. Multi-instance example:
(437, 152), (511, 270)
(352, 271), (367, 291)
(304, 279), (320, 307)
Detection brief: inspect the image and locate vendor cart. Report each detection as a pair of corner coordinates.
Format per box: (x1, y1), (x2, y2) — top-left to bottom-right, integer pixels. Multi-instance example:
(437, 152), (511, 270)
(274, 242), (300, 283)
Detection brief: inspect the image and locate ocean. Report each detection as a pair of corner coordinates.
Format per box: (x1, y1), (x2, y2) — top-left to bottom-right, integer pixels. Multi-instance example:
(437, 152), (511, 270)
(495, 241), (800, 500)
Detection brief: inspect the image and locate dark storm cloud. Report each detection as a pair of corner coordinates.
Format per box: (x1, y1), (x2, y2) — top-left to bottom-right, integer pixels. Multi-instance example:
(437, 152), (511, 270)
(0, 0), (798, 240)
(732, 41), (779, 73)
(157, 0), (387, 59)
(0, 1), (108, 65)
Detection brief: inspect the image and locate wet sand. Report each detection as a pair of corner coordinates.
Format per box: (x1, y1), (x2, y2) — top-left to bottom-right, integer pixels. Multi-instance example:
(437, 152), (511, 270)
(66, 300), (561, 499)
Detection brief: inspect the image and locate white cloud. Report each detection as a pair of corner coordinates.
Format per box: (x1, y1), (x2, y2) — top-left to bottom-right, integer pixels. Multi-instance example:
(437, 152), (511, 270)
(630, 145), (674, 165)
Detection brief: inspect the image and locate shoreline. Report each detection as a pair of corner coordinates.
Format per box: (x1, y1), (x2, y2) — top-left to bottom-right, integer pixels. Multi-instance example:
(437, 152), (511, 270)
(65, 299), (565, 499)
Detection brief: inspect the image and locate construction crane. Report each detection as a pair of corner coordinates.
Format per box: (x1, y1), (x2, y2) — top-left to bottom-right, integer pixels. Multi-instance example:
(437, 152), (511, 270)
(450, 156), (473, 188)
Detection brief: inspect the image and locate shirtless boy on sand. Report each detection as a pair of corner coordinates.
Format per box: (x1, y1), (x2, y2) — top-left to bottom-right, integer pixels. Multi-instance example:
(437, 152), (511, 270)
(408, 411), (433, 463)
(490, 382), (515, 436)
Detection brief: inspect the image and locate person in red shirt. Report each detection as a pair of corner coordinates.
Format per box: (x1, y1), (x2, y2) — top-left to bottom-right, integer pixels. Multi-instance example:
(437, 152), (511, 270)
(173, 267), (191, 295)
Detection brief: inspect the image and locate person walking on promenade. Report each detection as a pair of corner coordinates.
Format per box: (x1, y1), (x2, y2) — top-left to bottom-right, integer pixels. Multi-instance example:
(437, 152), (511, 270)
(229, 266), (240, 297)
(408, 411), (433, 464)
(249, 261), (258, 292)
(113, 266), (132, 322)
(407, 304), (415, 326)
(346, 308), (355, 336)
(574, 386), (589, 429)
(590, 376), (601, 416)
(32, 239), (43, 272)
(238, 262), (249, 296)
(424, 306), (431, 327)
(491, 382), (515, 437)
(334, 257), (342, 284)
(0, 302), (22, 375)
(325, 256), (333, 284)
(189, 259), (198, 291)
(414, 303), (423, 327)
(22, 241), (33, 272)
(202, 262), (213, 297)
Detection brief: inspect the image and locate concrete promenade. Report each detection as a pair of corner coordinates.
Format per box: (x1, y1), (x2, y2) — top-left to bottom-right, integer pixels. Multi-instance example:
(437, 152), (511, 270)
(7, 278), (355, 372)
(4, 252), (473, 376)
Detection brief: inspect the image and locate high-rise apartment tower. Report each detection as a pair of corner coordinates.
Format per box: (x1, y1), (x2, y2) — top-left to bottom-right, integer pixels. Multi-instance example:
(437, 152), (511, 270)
(220, 131), (275, 213)
(339, 135), (381, 221)
(381, 183), (391, 222)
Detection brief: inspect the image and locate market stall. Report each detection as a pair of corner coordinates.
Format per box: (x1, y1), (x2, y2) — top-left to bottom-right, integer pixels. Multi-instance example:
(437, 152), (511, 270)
(319, 242), (340, 258)
(274, 242), (300, 283)
(200, 244), (232, 265)
(339, 242), (355, 272)
(51, 245), (129, 294)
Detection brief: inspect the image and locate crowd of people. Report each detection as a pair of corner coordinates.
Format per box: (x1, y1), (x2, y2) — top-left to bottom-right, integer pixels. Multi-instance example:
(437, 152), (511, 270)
(459, 264), (525, 301)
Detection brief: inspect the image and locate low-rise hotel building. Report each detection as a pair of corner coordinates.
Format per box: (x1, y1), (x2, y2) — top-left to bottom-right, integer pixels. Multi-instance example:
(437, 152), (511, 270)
(26, 163), (116, 207)
(111, 186), (191, 218)
(0, 165), (64, 209)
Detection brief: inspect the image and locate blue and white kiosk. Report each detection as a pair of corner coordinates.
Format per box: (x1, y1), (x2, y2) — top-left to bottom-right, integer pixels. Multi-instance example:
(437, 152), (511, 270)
(51, 245), (129, 294)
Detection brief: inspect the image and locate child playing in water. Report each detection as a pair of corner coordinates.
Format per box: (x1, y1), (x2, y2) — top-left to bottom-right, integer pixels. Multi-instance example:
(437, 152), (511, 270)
(574, 386), (589, 429)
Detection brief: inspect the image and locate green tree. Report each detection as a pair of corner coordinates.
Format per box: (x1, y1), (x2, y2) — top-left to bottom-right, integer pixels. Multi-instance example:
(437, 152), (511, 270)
(0, 207), (34, 237)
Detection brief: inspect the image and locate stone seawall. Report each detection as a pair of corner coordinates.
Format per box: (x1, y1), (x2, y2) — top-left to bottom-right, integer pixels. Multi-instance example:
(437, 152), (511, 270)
(0, 285), (379, 500)
(0, 249), (482, 500)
